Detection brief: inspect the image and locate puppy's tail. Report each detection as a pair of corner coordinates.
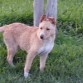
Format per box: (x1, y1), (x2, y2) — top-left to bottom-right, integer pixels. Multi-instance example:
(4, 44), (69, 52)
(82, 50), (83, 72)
(0, 26), (6, 32)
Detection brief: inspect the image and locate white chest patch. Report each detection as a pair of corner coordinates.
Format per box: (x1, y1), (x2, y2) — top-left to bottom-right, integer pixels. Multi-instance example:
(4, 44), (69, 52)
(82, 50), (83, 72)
(38, 40), (54, 55)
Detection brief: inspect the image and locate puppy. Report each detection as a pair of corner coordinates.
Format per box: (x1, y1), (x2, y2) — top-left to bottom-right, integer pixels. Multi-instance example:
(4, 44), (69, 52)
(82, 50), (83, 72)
(0, 15), (56, 78)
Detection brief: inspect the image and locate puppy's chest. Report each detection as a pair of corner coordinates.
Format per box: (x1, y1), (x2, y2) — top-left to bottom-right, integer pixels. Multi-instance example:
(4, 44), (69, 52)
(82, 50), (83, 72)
(38, 41), (54, 55)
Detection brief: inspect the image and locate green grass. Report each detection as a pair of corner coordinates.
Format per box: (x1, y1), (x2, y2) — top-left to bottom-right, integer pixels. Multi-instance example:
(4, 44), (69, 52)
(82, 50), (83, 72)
(0, 0), (83, 83)
(58, 0), (83, 34)
(0, 0), (33, 25)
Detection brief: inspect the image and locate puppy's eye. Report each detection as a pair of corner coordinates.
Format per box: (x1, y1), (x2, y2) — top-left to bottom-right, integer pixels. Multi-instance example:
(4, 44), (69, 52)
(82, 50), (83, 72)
(46, 28), (50, 31)
(40, 27), (43, 30)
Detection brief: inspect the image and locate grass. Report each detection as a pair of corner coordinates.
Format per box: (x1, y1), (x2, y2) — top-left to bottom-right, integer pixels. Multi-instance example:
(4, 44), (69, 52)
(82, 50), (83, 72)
(58, 0), (83, 36)
(0, 0), (83, 83)
(0, 0), (33, 25)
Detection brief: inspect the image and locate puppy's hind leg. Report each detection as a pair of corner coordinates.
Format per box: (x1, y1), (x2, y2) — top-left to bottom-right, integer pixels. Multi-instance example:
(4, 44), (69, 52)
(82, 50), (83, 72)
(4, 35), (18, 67)
(7, 45), (17, 67)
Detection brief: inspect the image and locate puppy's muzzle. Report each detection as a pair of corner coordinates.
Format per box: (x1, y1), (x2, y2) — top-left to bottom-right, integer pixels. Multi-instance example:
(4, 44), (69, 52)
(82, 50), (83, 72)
(40, 35), (44, 39)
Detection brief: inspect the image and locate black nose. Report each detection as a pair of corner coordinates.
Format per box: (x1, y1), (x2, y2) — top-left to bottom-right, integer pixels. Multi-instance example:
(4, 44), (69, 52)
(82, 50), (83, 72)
(40, 35), (44, 39)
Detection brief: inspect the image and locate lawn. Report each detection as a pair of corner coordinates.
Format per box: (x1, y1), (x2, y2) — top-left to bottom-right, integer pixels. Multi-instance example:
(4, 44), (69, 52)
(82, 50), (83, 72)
(0, 0), (83, 83)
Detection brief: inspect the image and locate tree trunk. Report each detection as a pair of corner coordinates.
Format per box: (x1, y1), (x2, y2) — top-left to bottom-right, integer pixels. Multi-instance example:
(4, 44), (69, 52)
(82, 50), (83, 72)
(33, 0), (57, 26)
(46, 0), (57, 20)
(33, 0), (44, 26)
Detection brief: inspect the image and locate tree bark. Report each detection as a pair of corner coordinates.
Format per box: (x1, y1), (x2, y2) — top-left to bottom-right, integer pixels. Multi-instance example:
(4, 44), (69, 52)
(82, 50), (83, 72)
(33, 0), (44, 26)
(46, 0), (57, 20)
(33, 0), (57, 26)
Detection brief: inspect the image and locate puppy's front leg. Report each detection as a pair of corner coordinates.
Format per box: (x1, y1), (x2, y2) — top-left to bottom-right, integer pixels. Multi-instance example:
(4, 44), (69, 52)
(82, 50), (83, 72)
(40, 54), (48, 72)
(24, 51), (37, 78)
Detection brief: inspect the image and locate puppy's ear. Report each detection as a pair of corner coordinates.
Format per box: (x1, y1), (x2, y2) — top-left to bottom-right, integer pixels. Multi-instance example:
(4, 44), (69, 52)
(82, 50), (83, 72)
(40, 15), (46, 22)
(48, 17), (56, 25)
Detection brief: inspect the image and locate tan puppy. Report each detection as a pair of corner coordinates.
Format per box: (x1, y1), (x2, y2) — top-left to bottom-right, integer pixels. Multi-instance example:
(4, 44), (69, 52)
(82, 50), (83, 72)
(0, 15), (56, 78)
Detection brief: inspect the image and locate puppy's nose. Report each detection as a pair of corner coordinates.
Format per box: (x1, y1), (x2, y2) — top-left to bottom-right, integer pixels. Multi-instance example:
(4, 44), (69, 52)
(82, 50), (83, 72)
(40, 35), (44, 39)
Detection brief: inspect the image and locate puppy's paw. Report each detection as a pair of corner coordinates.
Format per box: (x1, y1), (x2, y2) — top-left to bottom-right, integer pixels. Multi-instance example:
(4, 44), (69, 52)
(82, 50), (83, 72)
(11, 63), (15, 68)
(40, 67), (45, 73)
(40, 69), (44, 73)
(24, 72), (30, 78)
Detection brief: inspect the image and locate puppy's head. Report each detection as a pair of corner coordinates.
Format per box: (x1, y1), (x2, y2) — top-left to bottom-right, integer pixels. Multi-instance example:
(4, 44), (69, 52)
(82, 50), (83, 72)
(37, 15), (56, 40)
